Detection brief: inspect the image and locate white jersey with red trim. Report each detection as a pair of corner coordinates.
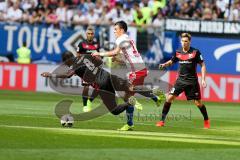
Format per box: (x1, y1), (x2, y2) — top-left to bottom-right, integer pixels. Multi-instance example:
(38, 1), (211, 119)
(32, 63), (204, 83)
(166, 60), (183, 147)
(115, 34), (146, 72)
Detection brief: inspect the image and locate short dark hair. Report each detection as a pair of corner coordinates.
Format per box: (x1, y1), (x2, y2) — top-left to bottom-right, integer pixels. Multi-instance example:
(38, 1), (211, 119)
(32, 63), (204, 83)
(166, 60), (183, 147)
(180, 32), (191, 41)
(114, 21), (128, 32)
(61, 51), (74, 62)
(86, 25), (95, 33)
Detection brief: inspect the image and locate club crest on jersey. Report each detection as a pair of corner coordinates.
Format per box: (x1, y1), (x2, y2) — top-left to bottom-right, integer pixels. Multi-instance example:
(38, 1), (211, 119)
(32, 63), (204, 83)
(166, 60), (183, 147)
(189, 54), (193, 58)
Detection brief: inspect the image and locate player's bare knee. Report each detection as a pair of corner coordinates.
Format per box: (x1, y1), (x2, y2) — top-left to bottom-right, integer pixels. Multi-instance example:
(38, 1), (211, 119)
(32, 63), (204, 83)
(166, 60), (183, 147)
(194, 100), (203, 107)
(166, 94), (175, 103)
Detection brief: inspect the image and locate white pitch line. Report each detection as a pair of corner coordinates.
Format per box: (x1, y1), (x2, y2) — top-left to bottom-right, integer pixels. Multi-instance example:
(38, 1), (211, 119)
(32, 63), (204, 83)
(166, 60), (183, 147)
(1, 125), (240, 146)
(2, 114), (240, 133)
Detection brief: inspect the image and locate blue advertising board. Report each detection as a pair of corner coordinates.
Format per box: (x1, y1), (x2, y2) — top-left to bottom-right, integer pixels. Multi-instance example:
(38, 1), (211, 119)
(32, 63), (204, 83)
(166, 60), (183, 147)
(0, 23), (104, 63)
(191, 36), (240, 75)
(0, 23), (239, 75)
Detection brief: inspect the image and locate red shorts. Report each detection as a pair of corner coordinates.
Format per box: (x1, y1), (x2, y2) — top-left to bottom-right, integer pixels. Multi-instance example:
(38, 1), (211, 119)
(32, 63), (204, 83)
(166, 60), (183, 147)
(128, 68), (148, 86)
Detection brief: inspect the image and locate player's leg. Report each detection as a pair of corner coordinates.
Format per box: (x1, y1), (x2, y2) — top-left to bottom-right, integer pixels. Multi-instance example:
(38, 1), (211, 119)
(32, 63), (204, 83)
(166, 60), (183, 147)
(99, 82), (136, 131)
(194, 99), (210, 128)
(123, 84), (144, 111)
(99, 90), (129, 115)
(156, 94), (176, 127)
(185, 82), (210, 128)
(89, 88), (98, 102)
(133, 85), (166, 107)
(86, 87), (99, 111)
(82, 85), (91, 112)
(156, 80), (184, 127)
(130, 70), (166, 110)
(99, 91), (135, 131)
(119, 87), (136, 131)
(194, 100), (208, 121)
(109, 75), (136, 127)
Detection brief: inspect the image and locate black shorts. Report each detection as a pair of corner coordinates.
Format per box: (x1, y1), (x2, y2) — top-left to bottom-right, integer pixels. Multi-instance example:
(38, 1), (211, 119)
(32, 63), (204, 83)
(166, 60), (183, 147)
(96, 69), (130, 93)
(97, 72), (130, 114)
(169, 79), (201, 100)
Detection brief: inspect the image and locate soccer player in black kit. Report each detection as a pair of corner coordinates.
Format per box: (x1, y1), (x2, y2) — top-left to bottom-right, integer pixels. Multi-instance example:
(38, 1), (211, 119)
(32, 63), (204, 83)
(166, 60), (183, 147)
(77, 26), (100, 112)
(41, 51), (162, 130)
(156, 33), (210, 129)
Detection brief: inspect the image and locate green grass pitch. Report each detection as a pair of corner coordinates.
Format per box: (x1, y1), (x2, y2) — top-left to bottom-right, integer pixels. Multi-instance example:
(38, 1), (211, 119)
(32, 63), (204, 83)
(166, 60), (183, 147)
(0, 90), (240, 160)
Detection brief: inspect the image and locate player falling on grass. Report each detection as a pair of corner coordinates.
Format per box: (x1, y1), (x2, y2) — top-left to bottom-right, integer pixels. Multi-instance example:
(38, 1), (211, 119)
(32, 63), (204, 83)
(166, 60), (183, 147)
(41, 51), (163, 130)
(77, 26), (99, 112)
(156, 32), (210, 129)
(92, 20), (165, 131)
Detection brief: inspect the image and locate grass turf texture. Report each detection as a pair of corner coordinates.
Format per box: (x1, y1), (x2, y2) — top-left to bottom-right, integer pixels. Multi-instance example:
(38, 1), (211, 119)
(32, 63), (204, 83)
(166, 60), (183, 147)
(0, 90), (240, 160)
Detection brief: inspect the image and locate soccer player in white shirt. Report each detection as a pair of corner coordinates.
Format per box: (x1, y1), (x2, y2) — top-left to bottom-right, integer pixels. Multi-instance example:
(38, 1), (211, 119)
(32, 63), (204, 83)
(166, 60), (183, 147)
(92, 21), (165, 131)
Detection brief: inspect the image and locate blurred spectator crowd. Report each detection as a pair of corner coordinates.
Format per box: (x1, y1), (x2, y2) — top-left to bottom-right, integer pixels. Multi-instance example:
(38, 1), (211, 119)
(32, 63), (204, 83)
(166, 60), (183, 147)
(0, 0), (239, 29)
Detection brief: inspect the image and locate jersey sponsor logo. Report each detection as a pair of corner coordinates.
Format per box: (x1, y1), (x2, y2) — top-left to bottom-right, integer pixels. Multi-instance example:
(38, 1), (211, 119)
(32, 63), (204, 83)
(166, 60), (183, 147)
(176, 52), (196, 60)
(179, 61), (192, 64)
(82, 43), (98, 50)
(86, 50), (97, 53)
(189, 54), (194, 58)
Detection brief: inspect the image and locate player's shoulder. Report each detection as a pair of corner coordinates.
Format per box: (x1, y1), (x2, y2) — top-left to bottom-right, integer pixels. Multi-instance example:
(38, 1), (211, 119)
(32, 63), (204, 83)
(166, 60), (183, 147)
(92, 40), (100, 47)
(190, 47), (200, 53)
(176, 48), (182, 53)
(116, 34), (129, 44)
(77, 40), (85, 47)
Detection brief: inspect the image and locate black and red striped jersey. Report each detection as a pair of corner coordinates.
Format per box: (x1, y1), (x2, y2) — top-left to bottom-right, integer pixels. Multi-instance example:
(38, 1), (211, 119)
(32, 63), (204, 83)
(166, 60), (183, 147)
(171, 47), (204, 82)
(77, 39), (100, 55)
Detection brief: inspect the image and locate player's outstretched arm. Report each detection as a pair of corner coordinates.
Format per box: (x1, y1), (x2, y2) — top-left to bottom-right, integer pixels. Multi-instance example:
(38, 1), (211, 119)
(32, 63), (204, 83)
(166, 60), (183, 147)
(92, 46), (121, 57)
(41, 71), (74, 78)
(159, 60), (173, 70)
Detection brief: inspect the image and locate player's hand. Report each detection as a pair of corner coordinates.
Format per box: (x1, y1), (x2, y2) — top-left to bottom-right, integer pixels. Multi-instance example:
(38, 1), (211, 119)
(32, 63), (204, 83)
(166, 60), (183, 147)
(41, 72), (51, 77)
(201, 79), (207, 88)
(159, 64), (166, 70)
(91, 52), (100, 57)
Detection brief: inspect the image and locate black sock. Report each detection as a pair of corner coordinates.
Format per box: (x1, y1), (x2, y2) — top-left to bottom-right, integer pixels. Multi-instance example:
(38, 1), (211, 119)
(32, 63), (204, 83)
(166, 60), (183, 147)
(89, 89), (98, 102)
(89, 97), (94, 102)
(161, 102), (171, 121)
(126, 105), (134, 126)
(82, 96), (88, 106)
(151, 96), (158, 102)
(198, 104), (209, 120)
